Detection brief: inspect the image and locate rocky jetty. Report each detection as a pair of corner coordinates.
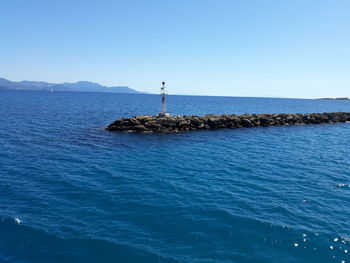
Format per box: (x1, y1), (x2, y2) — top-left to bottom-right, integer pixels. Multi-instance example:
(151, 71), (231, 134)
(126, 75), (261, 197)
(106, 112), (350, 133)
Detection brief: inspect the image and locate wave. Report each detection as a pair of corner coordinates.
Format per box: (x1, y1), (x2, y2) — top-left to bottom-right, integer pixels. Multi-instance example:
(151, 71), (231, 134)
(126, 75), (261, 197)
(0, 216), (178, 263)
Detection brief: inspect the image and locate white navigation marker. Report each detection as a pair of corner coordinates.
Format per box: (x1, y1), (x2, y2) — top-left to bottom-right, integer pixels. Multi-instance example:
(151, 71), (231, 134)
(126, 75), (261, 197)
(159, 82), (170, 117)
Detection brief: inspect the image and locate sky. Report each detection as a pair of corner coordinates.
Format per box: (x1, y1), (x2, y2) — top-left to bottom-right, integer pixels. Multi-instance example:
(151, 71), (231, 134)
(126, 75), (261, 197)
(0, 0), (349, 98)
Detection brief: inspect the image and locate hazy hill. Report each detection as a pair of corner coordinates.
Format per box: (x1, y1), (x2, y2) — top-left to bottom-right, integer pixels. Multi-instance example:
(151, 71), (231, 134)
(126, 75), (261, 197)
(0, 78), (140, 94)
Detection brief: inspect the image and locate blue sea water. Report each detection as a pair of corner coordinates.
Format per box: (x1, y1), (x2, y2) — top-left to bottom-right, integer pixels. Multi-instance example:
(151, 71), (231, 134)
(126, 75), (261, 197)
(1, 90), (350, 263)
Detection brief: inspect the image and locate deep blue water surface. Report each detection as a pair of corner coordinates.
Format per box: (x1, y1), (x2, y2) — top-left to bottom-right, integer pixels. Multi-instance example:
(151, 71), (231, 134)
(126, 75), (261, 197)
(1, 90), (350, 263)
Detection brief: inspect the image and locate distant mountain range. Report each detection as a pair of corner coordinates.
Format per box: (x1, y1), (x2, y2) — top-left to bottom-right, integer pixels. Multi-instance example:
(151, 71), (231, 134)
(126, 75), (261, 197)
(0, 77), (140, 94)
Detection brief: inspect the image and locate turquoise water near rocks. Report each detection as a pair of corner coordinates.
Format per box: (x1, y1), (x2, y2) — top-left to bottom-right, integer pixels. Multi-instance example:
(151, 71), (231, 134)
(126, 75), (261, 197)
(1, 90), (350, 263)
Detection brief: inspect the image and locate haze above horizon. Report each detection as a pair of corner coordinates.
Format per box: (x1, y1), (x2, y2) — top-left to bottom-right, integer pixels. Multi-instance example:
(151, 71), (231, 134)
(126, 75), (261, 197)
(1, 0), (349, 99)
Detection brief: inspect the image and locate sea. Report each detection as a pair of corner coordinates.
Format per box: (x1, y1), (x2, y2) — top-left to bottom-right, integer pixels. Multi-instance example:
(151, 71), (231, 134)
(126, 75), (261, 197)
(1, 90), (350, 263)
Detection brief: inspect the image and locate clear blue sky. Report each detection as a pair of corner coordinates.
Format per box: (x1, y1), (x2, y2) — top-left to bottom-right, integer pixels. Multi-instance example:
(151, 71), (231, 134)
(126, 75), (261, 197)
(1, 0), (349, 98)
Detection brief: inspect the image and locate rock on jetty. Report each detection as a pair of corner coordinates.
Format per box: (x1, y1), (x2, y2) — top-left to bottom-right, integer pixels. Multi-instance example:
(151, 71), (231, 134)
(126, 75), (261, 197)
(106, 112), (350, 133)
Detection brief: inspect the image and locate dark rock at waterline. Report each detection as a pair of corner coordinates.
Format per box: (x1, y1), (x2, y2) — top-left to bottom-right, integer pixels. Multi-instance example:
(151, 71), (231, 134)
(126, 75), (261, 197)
(106, 112), (350, 133)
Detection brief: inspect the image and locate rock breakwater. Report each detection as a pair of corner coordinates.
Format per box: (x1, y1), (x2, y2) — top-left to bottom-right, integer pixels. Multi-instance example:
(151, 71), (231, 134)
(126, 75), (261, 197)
(106, 112), (350, 133)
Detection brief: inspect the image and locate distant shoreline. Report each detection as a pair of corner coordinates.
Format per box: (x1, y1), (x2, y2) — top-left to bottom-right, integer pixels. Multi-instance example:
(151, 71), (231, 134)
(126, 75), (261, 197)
(1, 84), (349, 100)
(0, 77), (140, 94)
(317, 97), (350, 100)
